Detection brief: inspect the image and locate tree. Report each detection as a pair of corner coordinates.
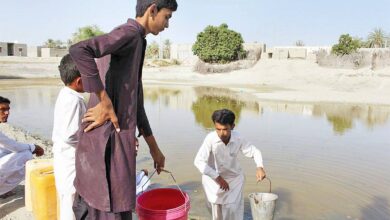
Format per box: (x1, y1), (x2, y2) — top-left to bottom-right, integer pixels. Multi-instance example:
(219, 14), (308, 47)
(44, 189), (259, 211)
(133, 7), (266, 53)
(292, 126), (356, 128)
(43, 39), (65, 48)
(367, 28), (387, 48)
(192, 23), (245, 63)
(43, 39), (56, 48)
(295, 40), (305, 47)
(145, 41), (159, 59)
(70, 25), (105, 44)
(354, 37), (370, 48)
(331, 34), (361, 56)
(163, 39), (171, 59)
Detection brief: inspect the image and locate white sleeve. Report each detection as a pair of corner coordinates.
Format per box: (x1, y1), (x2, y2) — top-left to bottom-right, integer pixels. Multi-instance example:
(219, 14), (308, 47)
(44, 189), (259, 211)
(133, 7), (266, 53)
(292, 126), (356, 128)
(55, 99), (85, 146)
(0, 131), (35, 153)
(240, 138), (264, 168)
(194, 137), (219, 179)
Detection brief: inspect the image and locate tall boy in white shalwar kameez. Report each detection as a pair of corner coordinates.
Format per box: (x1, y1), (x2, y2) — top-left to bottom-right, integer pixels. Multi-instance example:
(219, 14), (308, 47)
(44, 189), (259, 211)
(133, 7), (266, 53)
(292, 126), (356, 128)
(194, 109), (266, 220)
(52, 54), (86, 220)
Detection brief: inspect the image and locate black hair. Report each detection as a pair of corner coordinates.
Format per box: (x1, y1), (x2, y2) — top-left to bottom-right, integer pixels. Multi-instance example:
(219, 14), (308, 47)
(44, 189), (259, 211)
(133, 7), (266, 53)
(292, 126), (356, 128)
(136, 0), (178, 17)
(212, 109), (235, 126)
(58, 54), (81, 85)
(0, 96), (10, 104)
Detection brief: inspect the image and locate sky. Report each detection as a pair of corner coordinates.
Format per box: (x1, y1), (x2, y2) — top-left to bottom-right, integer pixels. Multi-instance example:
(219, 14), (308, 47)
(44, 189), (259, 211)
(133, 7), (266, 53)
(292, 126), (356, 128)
(1, 0), (389, 47)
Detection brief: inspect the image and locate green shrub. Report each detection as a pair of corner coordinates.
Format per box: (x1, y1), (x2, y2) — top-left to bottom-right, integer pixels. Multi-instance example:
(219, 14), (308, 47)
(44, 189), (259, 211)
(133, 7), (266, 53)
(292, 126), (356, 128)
(71, 25), (105, 44)
(331, 34), (361, 56)
(192, 24), (245, 63)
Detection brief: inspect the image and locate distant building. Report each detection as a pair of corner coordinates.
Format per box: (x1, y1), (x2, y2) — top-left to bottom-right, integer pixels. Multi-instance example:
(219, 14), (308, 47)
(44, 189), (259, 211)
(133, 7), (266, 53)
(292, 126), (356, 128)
(41, 48), (68, 57)
(27, 46), (42, 57)
(262, 46), (332, 60)
(170, 43), (196, 60)
(170, 42), (264, 62)
(0, 42), (27, 56)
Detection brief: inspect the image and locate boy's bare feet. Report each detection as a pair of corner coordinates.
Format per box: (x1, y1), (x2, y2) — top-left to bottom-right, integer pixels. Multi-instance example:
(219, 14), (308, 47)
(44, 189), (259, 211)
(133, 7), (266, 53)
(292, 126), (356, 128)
(0, 190), (16, 199)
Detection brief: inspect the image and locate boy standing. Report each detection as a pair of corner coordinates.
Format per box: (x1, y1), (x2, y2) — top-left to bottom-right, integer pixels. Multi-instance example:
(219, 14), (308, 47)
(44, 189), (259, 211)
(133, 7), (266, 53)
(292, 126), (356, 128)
(69, 0), (178, 219)
(52, 54), (86, 220)
(194, 109), (266, 220)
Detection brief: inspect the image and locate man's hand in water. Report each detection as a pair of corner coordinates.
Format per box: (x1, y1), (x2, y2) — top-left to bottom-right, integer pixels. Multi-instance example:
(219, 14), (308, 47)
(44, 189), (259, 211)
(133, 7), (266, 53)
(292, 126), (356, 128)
(83, 90), (120, 132)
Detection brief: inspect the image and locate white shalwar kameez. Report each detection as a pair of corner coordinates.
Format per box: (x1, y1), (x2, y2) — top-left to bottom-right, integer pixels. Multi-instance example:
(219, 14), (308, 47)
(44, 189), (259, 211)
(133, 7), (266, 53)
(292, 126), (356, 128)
(194, 131), (264, 220)
(0, 131), (35, 195)
(52, 87), (86, 220)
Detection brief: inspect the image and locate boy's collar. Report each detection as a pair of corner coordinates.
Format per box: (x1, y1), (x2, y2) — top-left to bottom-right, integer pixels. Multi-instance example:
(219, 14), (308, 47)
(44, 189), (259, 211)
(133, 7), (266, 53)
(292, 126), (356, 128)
(213, 131), (237, 144)
(127, 18), (146, 37)
(64, 86), (84, 99)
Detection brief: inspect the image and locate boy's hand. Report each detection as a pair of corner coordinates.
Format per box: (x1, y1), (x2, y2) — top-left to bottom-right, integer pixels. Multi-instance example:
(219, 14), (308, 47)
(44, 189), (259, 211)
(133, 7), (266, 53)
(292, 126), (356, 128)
(256, 167), (266, 182)
(144, 135), (165, 174)
(215, 176), (229, 191)
(32, 145), (44, 157)
(150, 147), (165, 174)
(83, 91), (120, 132)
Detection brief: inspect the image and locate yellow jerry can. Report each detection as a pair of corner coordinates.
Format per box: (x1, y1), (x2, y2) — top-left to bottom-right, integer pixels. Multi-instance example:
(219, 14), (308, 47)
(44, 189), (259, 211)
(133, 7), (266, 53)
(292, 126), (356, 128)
(30, 166), (57, 220)
(25, 159), (53, 211)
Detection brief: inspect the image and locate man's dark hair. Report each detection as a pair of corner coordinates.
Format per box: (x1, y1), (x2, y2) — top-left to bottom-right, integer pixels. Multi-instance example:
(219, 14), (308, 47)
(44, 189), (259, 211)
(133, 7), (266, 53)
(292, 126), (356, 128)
(136, 0), (178, 17)
(0, 96), (10, 104)
(58, 54), (81, 85)
(212, 109), (235, 126)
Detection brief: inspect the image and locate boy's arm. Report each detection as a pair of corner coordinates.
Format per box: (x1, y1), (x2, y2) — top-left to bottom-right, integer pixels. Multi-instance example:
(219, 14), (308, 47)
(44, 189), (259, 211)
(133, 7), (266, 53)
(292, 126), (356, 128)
(194, 138), (219, 180)
(136, 82), (166, 173)
(82, 90), (119, 132)
(143, 135), (165, 174)
(240, 138), (266, 181)
(137, 82), (152, 137)
(69, 26), (135, 93)
(0, 131), (35, 153)
(54, 98), (85, 146)
(69, 25), (137, 132)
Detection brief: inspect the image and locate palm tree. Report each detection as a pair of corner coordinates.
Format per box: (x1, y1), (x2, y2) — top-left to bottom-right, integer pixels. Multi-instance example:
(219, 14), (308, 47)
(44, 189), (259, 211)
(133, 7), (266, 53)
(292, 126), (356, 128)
(145, 41), (159, 59)
(43, 39), (56, 48)
(367, 28), (387, 48)
(163, 39), (171, 59)
(295, 40), (305, 47)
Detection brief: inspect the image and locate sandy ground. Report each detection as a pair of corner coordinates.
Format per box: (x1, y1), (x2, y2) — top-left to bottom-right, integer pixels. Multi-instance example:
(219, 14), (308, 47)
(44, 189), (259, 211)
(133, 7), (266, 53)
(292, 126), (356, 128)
(2, 56), (390, 105)
(1, 56), (389, 219)
(142, 59), (390, 106)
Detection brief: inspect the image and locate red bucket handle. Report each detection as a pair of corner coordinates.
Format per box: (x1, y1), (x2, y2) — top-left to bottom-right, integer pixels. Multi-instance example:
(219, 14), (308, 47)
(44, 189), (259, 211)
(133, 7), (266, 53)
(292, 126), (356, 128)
(141, 169), (187, 202)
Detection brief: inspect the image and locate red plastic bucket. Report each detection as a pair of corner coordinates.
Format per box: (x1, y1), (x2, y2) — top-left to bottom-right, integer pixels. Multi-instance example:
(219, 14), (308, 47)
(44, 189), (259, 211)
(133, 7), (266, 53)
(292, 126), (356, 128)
(136, 188), (190, 220)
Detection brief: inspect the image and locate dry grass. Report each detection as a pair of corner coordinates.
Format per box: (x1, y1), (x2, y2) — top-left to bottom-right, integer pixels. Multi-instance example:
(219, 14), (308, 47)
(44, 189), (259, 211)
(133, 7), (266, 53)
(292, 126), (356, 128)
(193, 49), (261, 74)
(144, 59), (181, 67)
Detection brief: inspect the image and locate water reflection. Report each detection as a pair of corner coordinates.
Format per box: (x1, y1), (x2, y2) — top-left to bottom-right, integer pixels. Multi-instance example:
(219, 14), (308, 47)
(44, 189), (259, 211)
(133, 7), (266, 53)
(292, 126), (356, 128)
(143, 85), (390, 134)
(191, 95), (244, 129)
(143, 87), (182, 105)
(312, 104), (390, 134)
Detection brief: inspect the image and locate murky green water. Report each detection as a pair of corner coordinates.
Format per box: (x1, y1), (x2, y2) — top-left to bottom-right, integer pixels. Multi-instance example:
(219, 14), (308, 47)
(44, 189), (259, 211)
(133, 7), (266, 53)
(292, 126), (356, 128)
(1, 79), (390, 219)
